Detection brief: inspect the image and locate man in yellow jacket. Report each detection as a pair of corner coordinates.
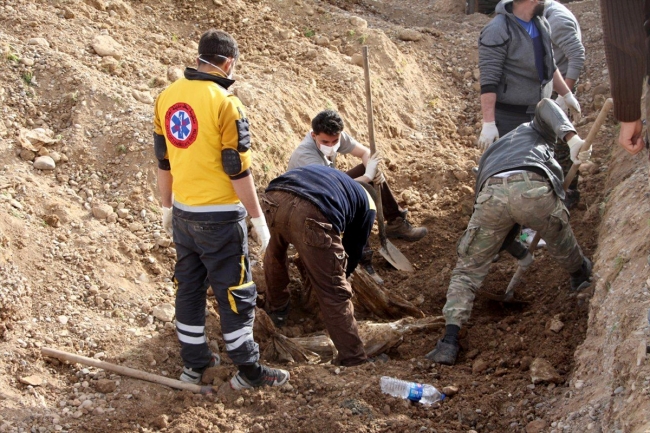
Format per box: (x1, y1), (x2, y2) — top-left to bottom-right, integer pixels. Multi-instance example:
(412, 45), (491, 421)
(154, 29), (288, 390)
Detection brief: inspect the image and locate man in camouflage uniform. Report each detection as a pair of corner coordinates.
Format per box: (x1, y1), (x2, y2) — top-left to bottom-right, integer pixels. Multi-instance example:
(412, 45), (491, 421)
(426, 99), (593, 366)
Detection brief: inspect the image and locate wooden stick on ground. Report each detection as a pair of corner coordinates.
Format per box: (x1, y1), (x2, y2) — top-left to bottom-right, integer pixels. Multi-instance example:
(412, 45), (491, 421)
(41, 347), (215, 394)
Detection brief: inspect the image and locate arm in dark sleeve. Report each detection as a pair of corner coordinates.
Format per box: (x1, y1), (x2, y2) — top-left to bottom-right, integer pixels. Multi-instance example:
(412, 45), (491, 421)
(342, 210), (376, 277)
(600, 0), (646, 122)
(536, 98), (577, 139)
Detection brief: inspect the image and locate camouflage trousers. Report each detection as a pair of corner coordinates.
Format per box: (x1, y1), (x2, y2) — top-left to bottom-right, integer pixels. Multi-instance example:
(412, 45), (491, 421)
(442, 172), (585, 327)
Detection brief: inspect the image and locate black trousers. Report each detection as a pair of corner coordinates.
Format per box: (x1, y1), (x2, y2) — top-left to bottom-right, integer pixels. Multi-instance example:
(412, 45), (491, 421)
(172, 208), (259, 368)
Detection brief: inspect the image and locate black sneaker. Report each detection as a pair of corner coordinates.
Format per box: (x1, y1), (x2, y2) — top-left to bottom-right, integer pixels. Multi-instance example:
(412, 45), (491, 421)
(269, 303), (290, 328)
(362, 262), (384, 285)
(230, 365), (290, 390)
(570, 257), (592, 291)
(425, 339), (460, 366)
(179, 352), (221, 384)
(360, 248), (383, 285)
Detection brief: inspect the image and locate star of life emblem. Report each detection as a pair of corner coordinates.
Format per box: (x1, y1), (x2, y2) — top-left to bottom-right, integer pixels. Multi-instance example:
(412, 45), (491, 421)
(165, 102), (198, 148)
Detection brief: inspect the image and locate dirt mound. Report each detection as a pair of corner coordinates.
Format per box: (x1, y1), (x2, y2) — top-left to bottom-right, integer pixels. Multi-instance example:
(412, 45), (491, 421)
(0, 0), (648, 432)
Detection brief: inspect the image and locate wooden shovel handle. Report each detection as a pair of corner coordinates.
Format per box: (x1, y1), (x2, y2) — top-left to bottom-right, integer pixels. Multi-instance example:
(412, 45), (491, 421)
(563, 98), (613, 190)
(42, 347), (214, 394)
(362, 46), (387, 248)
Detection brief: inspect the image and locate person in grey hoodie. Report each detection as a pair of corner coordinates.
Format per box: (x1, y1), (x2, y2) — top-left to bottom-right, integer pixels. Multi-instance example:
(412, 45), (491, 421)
(477, 0), (581, 150)
(545, 0), (585, 92)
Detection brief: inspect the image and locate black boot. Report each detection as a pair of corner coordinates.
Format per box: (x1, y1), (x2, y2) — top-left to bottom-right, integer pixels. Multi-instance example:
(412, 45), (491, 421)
(570, 257), (592, 291)
(360, 248), (383, 285)
(268, 302), (290, 328)
(425, 325), (460, 365)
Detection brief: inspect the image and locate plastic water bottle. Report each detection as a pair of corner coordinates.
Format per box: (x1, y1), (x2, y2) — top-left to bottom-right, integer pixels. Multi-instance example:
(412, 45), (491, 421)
(380, 376), (445, 405)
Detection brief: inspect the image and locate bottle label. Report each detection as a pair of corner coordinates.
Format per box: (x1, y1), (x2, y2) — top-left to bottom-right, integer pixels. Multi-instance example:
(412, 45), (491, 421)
(407, 383), (423, 402)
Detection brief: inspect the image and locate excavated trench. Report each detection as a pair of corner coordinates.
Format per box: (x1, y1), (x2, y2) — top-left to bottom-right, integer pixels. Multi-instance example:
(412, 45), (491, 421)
(0, 0), (648, 432)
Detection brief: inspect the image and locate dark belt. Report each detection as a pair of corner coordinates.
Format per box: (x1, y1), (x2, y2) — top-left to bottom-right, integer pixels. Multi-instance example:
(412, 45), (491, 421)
(486, 171), (548, 186)
(495, 101), (536, 114)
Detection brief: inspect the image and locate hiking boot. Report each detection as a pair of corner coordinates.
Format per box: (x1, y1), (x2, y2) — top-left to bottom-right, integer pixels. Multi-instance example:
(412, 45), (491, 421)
(386, 217), (427, 242)
(563, 189), (581, 210)
(179, 352), (221, 384)
(268, 302), (290, 328)
(425, 339), (460, 366)
(570, 257), (592, 291)
(230, 365), (290, 390)
(360, 248), (384, 285)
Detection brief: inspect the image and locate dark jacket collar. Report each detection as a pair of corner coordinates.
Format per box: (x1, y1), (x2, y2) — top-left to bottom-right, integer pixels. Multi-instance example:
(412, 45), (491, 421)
(183, 67), (235, 90)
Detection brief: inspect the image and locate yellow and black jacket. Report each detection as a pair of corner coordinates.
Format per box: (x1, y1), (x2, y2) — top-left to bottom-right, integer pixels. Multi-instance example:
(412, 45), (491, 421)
(154, 68), (251, 210)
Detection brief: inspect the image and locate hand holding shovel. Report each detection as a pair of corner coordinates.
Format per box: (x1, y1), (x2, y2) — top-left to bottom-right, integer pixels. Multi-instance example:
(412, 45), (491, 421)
(362, 46), (413, 273)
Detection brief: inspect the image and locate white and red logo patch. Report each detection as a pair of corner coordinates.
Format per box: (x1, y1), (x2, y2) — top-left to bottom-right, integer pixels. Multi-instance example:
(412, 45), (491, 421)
(165, 103), (198, 148)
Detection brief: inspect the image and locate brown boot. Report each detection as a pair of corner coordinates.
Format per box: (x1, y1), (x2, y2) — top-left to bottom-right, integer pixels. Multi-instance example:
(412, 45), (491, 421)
(385, 217), (427, 242)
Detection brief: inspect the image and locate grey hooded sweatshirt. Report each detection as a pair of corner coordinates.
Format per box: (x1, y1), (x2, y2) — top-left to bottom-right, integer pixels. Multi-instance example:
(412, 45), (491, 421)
(545, 0), (584, 81)
(476, 98), (576, 201)
(479, 0), (557, 108)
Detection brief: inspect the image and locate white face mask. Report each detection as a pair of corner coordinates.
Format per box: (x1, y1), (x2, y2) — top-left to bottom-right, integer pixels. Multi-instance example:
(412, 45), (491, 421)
(319, 142), (340, 157)
(198, 56), (235, 79)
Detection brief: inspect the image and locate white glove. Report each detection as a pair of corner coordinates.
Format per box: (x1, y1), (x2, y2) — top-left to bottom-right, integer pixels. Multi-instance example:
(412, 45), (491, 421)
(251, 216), (270, 258)
(568, 135), (592, 164)
(555, 94), (568, 112)
(374, 168), (386, 185)
(557, 92), (581, 119)
(364, 151), (382, 181)
(162, 206), (173, 237)
(518, 251), (534, 271)
(478, 121), (499, 150)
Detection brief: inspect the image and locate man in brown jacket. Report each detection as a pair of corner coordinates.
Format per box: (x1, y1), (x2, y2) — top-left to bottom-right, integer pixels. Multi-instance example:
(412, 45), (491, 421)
(600, 0), (649, 157)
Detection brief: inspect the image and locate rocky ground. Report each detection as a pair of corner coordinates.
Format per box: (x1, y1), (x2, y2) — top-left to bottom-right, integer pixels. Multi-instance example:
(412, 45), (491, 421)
(0, 0), (648, 432)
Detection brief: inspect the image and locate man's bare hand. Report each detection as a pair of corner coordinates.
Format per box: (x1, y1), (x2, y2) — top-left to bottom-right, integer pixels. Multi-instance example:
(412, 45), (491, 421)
(618, 120), (644, 155)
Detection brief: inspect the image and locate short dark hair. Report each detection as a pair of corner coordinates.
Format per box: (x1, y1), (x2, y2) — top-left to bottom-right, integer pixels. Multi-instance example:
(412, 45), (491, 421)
(198, 29), (239, 65)
(311, 110), (345, 135)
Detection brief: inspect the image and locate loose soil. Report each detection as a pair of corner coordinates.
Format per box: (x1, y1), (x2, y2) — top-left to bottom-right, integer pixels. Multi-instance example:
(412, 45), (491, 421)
(0, 0), (648, 432)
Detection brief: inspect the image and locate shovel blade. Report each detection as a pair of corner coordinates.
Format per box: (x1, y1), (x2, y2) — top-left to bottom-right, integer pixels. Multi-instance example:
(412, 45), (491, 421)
(379, 241), (414, 272)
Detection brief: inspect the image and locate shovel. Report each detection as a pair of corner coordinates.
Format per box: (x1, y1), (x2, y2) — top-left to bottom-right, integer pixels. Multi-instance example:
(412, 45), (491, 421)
(483, 98), (613, 302)
(362, 46), (414, 273)
(42, 347), (215, 394)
